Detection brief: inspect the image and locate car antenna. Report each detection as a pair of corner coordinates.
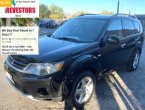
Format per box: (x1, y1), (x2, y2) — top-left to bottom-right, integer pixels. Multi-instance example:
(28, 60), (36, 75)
(117, 0), (120, 14)
(129, 11), (130, 16)
(134, 8), (136, 15)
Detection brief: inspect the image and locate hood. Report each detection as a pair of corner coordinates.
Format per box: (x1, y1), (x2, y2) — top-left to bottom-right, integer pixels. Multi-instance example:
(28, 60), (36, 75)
(22, 36), (95, 62)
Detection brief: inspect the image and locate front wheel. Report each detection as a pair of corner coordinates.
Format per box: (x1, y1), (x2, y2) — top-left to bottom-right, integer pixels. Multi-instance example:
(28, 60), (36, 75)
(126, 50), (141, 71)
(66, 71), (96, 108)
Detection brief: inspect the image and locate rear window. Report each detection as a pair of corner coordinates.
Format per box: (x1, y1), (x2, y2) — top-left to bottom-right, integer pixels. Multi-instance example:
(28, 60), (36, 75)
(133, 21), (140, 33)
(122, 20), (135, 37)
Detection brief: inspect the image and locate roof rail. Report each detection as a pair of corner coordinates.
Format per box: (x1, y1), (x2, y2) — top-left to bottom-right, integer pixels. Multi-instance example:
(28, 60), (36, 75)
(79, 14), (99, 16)
(113, 13), (128, 16)
(113, 13), (138, 19)
(129, 15), (137, 19)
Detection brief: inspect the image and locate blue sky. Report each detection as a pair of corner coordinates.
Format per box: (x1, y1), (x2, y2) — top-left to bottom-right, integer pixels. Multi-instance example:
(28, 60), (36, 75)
(40, 0), (145, 14)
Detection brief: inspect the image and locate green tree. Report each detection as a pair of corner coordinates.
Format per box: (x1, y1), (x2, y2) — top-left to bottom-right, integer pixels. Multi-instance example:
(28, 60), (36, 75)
(39, 4), (50, 18)
(49, 4), (66, 19)
(14, 18), (39, 26)
(100, 10), (113, 15)
(2, 18), (6, 26)
(15, 18), (33, 26)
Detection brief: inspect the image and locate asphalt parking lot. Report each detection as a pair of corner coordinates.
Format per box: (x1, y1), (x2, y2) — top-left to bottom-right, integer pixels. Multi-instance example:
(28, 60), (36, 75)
(0, 28), (145, 110)
(39, 28), (55, 36)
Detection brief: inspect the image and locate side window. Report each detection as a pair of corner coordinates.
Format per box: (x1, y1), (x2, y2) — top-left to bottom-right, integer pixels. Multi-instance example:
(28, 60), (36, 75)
(133, 21), (140, 33)
(122, 20), (135, 37)
(107, 20), (123, 38)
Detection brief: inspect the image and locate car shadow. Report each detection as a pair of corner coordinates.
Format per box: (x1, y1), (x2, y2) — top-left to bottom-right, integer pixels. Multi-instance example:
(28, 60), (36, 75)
(93, 66), (145, 110)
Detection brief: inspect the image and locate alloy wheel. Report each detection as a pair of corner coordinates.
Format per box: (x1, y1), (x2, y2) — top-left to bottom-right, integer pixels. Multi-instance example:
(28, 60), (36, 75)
(75, 76), (94, 104)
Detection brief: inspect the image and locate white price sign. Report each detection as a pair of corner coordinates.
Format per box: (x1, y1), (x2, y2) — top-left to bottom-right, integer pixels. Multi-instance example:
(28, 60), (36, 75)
(0, 27), (39, 55)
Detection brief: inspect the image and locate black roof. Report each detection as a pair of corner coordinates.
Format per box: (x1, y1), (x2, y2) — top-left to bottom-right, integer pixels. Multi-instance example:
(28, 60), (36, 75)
(76, 14), (139, 22)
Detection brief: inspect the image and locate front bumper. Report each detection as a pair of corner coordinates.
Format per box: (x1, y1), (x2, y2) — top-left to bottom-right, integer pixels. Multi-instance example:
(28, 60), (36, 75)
(4, 61), (68, 101)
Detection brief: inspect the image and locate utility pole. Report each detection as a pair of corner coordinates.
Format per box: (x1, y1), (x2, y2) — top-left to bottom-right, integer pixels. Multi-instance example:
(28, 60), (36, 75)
(117, 0), (120, 14)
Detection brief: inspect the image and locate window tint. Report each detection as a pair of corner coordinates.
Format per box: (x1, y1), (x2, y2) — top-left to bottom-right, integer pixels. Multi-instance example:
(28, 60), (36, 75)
(133, 21), (140, 33)
(107, 20), (123, 38)
(123, 20), (135, 36)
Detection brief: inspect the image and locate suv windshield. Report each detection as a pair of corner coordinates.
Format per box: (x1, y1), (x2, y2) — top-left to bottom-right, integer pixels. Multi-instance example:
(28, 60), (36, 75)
(52, 18), (106, 43)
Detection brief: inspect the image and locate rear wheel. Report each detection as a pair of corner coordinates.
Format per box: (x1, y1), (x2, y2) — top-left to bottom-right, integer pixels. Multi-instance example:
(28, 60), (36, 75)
(126, 50), (140, 71)
(66, 71), (96, 108)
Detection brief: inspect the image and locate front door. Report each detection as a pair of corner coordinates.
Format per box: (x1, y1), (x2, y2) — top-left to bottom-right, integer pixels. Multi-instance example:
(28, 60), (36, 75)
(99, 19), (127, 70)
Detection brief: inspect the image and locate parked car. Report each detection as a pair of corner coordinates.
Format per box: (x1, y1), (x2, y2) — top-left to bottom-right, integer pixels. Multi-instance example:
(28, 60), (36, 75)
(45, 19), (57, 28)
(39, 19), (57, 28)
(60, 20), (68, 26)
(39, 19), (46, 28)
(4, 14), (144, 108)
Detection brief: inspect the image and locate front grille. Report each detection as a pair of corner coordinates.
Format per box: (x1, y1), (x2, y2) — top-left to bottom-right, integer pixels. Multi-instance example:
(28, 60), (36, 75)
(8, 55), (29, 70)
(11, 55), (29, 64)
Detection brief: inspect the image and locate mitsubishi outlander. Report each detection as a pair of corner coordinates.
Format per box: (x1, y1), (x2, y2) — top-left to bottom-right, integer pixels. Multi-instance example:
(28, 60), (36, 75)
(4, 14), (144, 108)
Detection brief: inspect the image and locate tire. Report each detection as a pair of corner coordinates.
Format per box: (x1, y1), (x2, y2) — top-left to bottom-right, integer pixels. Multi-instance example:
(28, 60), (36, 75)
(126, 50), (141, 71)
(66, 71), (96, 108)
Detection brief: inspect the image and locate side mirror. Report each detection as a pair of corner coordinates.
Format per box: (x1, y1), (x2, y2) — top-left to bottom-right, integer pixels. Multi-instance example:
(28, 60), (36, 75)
(107, 35), (120, 45)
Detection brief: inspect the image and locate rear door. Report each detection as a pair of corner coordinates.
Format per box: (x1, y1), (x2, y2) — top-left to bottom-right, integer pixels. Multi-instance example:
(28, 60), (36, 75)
(121, 19), (138, 61)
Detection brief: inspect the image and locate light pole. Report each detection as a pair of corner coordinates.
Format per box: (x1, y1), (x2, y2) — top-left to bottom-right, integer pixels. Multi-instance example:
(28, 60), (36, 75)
(117, 0), (120, 14)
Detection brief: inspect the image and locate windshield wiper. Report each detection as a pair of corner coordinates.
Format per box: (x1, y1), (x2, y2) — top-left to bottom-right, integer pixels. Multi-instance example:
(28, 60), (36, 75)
(57, 37), (80, 42)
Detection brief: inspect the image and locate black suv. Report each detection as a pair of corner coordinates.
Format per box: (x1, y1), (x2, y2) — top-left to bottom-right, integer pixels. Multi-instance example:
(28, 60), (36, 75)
(4, 14), (144, 108)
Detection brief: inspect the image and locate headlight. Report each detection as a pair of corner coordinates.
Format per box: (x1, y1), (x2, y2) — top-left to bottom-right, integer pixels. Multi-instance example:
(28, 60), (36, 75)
(23, 62), (64, 76)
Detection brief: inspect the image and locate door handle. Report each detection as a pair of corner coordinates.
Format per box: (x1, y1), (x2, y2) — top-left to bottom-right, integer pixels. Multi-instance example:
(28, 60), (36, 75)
(121, 44), (126, 48)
